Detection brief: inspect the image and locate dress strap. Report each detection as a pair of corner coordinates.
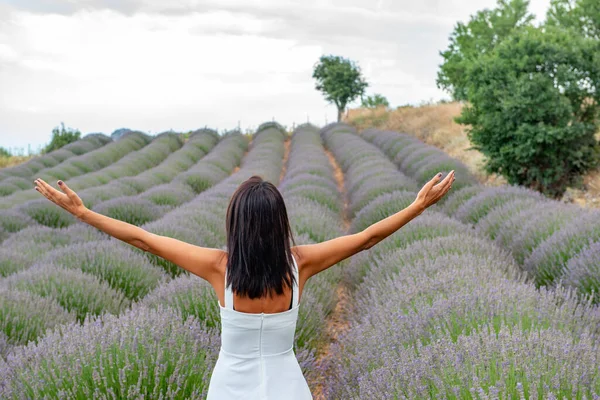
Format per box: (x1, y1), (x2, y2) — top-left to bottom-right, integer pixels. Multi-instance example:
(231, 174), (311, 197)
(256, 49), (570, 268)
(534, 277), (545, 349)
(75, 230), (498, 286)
(224, 268), (234, 310)
(291, 254), (300, 308)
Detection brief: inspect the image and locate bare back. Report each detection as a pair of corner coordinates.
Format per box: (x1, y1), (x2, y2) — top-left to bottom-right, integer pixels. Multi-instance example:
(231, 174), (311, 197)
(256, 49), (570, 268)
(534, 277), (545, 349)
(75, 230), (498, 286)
(211, 248), (308, 314)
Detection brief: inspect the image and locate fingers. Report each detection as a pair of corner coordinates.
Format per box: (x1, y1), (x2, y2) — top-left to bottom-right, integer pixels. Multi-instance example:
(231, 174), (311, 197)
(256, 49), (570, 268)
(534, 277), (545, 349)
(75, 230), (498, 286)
(433, 170), (455, 200)
(34, 178), (60, 203)
(57, 180), (76, 201)
(442, 171), (456, 194)
(424, 172), (443, 191)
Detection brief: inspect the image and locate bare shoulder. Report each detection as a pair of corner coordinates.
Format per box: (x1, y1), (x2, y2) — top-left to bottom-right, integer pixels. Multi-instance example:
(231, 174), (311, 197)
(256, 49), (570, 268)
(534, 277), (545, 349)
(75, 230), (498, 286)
(207, 249), (228, 278)
(291, 245), (308, 268)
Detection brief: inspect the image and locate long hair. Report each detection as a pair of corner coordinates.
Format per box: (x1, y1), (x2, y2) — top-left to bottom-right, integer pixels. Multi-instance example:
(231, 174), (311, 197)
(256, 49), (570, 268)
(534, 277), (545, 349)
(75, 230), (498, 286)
(225, 175), (296, 299)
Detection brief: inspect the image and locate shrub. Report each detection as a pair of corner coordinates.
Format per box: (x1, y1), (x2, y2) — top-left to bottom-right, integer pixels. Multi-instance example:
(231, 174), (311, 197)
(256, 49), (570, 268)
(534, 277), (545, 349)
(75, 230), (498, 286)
(565, 241), (600, 302)
(178, 165), (227, 194)
(286, 198), (343, 243)
(18, 198), (77, 228)
(0, 306), (219, 399)
(43, 240), (168, 300)
(3, 263), (130, 322)
(0, 249), (35, 277)
(525, 212), (600, 287)
(442, 184), (485, 216)
(476, 197), (540, 240)
(454, 185), (545, 225)
(497, 202), (580, 264)
(458, 25), (600, 197)
(351, 190), (416, 233)
(2, 226), (75, 255)
(140, 275), (220, 329)
(0, 209), (37, 233)
(0, 289), (76, 348)
(140, 183), (195, 207)
(92, 197), (164, 226)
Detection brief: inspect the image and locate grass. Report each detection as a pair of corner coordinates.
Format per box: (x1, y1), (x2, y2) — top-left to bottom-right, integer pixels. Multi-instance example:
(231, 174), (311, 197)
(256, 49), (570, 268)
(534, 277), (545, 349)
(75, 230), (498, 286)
(0, 155), (34, 168)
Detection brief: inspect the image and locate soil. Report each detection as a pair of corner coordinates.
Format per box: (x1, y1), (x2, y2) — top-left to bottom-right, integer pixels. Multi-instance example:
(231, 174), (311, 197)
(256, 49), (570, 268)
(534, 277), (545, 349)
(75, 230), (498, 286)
(310, 149), (353, 399)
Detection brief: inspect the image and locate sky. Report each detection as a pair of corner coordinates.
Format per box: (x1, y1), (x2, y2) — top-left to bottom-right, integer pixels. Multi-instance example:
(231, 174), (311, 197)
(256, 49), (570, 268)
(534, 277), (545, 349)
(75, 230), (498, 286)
(0, 0), (551, 153)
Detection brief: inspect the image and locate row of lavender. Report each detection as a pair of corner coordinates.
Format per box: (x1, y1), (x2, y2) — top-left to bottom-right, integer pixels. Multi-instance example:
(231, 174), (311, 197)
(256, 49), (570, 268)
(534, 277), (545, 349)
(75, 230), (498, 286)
(0, 130), (219, 237)
(0, 125), (285, 399)
(0, 131), (153, 208)
(0, 130), (248, 361)
(361, 128), (600, 302)
(0, 134), (112, 191)
(322, 124), (600, 398)
(139, 122), (348, 377)
(0, 131), (246, 277)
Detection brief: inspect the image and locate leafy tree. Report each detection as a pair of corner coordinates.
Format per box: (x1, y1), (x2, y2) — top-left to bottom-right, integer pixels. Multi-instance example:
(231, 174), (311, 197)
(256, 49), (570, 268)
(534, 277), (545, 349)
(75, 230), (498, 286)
(0, 147), (11, 158)
(457, 25), (600, 197)
(437, 0), (534, 100)
(312, 55), (368, 121)
(546, 0), (600, 39)
(361, 94), (390, 108)
(43, 123), (81, 154)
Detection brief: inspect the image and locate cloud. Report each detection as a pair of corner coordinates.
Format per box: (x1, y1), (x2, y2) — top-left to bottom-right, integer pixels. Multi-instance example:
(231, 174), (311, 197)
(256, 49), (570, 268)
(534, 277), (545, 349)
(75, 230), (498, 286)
(0, 0), (551, 148)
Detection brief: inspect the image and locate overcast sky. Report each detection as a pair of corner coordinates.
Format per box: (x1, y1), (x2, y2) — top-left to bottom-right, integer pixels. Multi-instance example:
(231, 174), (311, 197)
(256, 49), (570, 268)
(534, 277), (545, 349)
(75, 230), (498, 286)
(0, 0), (550, 153)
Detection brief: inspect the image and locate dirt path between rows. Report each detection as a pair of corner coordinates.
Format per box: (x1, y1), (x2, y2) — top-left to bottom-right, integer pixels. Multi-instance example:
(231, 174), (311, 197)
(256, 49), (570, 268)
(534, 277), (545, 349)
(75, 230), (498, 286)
(279, 139), (291, 184)
(310, 149), (353, 399)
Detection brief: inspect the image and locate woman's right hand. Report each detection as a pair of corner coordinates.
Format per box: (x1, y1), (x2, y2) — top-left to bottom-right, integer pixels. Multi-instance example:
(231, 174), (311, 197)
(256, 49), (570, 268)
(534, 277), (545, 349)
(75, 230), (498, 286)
(34, 178), (88, 220)
(414, 170), (455, 210)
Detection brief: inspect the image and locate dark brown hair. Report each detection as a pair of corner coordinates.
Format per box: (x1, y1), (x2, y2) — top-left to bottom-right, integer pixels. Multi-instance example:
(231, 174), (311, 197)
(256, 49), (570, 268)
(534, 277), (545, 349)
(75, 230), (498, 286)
(225, 175), (296, 299)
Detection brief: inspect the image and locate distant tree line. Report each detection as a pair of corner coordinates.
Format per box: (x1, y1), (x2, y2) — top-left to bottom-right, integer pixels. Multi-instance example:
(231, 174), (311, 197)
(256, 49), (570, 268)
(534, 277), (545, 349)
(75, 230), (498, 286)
(42, 122), (82, 154)
(0, 122), (81, 159)
(438, 0), (600, 197)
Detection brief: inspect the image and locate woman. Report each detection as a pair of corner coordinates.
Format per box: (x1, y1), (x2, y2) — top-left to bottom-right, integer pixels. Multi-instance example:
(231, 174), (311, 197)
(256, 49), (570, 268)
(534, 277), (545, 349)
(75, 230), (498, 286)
(33, 169), (455, 399)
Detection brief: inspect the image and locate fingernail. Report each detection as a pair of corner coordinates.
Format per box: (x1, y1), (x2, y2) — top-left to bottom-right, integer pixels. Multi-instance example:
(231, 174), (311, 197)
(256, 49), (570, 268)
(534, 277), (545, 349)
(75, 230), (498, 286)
(438, 173), (442, 177)
(58, 181), (63, 185)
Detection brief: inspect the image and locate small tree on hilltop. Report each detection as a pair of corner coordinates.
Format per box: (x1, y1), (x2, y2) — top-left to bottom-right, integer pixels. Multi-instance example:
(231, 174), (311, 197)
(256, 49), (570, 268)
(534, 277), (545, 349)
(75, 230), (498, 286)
(43, 122), (81, 154)
(312, 55), (368, 122)
(458, 25), (600, 198)
(361, 94), (390, 109)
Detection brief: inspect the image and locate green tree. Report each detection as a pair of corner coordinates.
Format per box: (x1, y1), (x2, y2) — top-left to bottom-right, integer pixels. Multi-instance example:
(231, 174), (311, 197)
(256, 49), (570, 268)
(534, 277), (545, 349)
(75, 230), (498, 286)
(312, 55), (368, 122)
(437, 0), (534, 101)
(0, 147), (11, 158)
(43, 123), (81, 154)
(361, 94), (390, 108)
(547, 0), (600, 39)
(457, 25), (600, 197)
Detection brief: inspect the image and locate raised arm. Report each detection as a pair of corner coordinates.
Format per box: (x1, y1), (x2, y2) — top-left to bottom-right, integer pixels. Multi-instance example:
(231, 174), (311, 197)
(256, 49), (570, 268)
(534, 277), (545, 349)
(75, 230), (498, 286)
(34, 179), (224, 283)
(294, 171), (455, 281)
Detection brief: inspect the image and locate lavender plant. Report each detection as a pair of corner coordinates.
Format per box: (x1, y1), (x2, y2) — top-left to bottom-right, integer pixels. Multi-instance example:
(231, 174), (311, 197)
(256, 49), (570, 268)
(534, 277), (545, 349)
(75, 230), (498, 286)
(454, 185), (546, 225)
(0, 306), (219, 399)
(2, 263), (129, 322)
(41, 240), (168, 300)
(565, 241), (600, 301)
(0, 288), (76, 349)
(525, 212), (600, 287)
(140, 274), (220, 329)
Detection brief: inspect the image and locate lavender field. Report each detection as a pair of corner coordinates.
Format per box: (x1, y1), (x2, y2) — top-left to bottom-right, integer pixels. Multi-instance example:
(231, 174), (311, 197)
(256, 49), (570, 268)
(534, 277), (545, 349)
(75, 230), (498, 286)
(1, 123), (600, 399)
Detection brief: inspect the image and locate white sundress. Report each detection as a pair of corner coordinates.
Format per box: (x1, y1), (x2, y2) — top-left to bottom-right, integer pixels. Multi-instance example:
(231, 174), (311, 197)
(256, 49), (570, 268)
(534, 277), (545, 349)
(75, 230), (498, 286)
(206, 255), (313, 400)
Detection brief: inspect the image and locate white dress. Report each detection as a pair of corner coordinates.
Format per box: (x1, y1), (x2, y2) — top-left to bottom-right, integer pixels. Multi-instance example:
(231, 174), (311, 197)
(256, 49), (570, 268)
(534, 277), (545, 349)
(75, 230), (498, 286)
(206, 255), (313, 399)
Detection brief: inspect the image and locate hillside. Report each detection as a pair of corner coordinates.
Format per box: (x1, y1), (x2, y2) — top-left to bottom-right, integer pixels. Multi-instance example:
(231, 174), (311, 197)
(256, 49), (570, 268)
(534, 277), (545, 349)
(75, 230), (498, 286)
(345, 102), (600, 208)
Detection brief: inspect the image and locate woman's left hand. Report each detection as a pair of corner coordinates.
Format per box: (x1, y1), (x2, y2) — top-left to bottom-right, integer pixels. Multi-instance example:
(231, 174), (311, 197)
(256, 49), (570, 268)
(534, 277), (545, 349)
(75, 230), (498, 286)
(34, 178), (88, 219)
